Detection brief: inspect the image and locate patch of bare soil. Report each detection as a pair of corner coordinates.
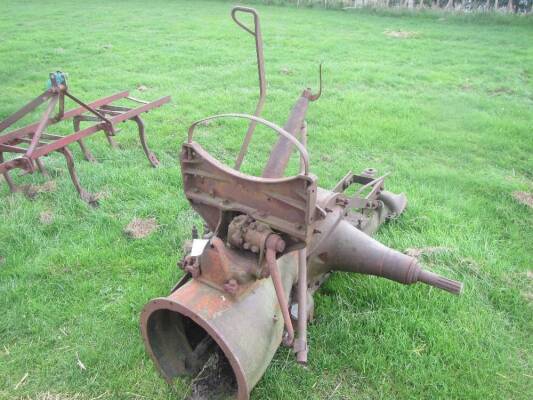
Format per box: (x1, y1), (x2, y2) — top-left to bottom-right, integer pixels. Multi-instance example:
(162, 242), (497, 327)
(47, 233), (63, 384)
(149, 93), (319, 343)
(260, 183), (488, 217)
(39, 211), (54, 225)
(280, 67), (293, 75)
(405, 246), (450, 258)
(460, 82), (473, 91)
(137, 84), (148, 92)
(124, 217), (158, 239)
(188, 348), (237, 400)
(512, 191), (533, 208)
(35, 393), (84, 400)
(0, 256), (5, 266)
(521, 271), (533, 304)
(384, 30), (417, 39)
(488, 87), (514, 96)
(22, 180), (57, 199)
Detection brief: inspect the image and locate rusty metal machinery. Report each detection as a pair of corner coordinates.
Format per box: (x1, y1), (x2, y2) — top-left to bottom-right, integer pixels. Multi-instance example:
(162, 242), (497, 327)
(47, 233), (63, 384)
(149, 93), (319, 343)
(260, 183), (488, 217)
(140, 7), (463, 400)
(0, 71), (170, 205)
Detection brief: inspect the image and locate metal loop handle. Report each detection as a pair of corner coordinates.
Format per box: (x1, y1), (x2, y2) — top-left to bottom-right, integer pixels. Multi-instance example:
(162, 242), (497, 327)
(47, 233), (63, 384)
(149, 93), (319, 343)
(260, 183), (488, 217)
(231, 6), (259, 36)
(231, 6), (267, 171)
(188, 113), (309, 176)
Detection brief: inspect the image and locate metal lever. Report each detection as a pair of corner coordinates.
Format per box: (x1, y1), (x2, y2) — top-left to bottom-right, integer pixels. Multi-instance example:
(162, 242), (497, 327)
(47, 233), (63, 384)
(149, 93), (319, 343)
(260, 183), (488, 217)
(231, 6), (267, 171)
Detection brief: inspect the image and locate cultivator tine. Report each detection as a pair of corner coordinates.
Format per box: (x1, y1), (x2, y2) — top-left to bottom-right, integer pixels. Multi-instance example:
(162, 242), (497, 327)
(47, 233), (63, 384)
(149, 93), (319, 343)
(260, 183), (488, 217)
(73, 118), (97, 162)
(56, 146), (97, 206)
(132, 115), (159, 167)
(0, 152), (18, 193)
(35, 158), (49, 177)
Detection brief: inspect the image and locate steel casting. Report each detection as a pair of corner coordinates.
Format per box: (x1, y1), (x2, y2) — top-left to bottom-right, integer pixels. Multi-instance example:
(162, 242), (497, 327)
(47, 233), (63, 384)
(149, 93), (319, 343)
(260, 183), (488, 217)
(140, 7), (463, 400)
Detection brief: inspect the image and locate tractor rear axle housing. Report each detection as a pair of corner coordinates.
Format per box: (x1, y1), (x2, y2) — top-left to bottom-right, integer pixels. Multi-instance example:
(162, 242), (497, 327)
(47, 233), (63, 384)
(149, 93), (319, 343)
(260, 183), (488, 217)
(140, 7), (462, 399)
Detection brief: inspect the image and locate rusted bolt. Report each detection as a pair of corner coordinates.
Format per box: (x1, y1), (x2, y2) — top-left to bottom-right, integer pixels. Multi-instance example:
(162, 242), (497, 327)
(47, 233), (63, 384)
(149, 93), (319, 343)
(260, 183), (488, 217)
(182, 256), (200, 279)
(223, 279), (239, 295)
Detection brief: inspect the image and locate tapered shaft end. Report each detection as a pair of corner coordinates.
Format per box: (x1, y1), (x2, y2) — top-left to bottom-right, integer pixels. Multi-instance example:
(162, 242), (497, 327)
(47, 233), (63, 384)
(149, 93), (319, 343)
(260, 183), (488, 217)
(419, 270), (463, 295)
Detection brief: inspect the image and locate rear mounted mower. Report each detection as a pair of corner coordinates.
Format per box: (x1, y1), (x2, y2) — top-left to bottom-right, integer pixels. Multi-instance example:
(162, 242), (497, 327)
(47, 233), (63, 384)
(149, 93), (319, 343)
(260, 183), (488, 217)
(138, 7), (463, 400)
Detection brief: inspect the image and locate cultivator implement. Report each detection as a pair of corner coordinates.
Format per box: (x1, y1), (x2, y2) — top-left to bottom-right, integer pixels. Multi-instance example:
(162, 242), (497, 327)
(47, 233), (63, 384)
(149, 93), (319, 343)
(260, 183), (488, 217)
(140, 7), (463, 400)
(0, 72), (170, 204)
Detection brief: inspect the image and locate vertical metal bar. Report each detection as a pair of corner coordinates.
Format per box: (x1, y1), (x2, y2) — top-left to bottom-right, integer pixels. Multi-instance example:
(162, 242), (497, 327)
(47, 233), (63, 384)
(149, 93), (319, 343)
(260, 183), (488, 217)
(296, 247), (308, 364)
(54, 91), (65, 121)
(231, 7), (267, 171)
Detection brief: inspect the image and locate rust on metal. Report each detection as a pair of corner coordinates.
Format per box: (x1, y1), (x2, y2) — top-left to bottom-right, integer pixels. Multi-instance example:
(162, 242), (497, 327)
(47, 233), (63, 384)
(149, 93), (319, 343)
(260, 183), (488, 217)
(231, 6), (267, 171)
(140, 7), (463, 400)
(0, 72), (170, 204)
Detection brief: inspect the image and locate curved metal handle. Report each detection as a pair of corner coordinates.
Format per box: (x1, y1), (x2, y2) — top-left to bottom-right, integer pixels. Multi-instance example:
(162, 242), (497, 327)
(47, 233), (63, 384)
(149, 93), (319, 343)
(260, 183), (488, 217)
(230, 6), (267, 171)
(231, 6), (259, 36)
(188, 113), (309, 176)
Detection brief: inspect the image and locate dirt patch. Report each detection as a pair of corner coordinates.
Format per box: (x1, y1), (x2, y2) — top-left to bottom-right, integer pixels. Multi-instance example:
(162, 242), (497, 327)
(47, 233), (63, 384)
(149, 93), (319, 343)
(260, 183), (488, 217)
(101, 43), (113, 50)
(35, 393), (84, 400)
(280, 67), (293, 75)
(0, 256), (5, 266)
(137, 84), (148, 92)
(384, 30), (417, 39)
(405, 246), (450, 258)
(22, 180), (57, 199)
(488, 87), (514, 96)
(39, 211), (54, 225)
(188, 348), (237, 400)
(512, 191), (533, 208)
(460, 82), (473, 91)
(520, 271), (533, 304)
(124, 218), (158, 239)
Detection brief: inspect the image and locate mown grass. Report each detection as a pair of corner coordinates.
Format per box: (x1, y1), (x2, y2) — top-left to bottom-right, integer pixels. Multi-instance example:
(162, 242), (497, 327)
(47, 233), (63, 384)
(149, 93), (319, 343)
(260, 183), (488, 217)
(0, 1), (532, 399)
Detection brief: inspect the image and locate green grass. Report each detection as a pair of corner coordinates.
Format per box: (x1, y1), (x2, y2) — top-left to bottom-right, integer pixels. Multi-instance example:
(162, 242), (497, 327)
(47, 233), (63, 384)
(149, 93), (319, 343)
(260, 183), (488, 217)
(1, 1), (532, 399)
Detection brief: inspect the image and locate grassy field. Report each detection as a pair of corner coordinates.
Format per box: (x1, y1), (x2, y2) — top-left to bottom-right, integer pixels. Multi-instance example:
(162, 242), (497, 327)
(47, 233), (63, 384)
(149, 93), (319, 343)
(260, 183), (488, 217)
(1, 0), (532, 399)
